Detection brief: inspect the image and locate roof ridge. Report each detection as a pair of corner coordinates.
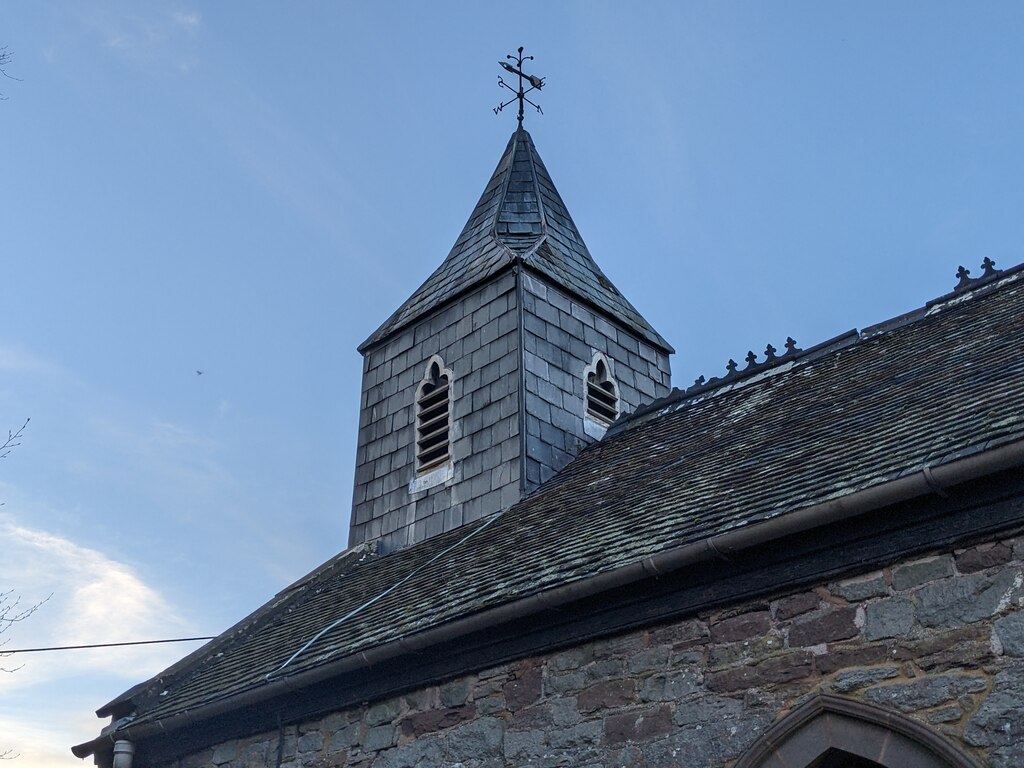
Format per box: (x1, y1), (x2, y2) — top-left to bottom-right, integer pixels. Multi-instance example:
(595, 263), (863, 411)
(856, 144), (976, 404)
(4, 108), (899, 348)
(524, 129), (549, 235)
(610, 259), (1024, 437)
(488, 128), (537, 260)
(609, 330), (858, 437)
(925, 258), (1024, 309)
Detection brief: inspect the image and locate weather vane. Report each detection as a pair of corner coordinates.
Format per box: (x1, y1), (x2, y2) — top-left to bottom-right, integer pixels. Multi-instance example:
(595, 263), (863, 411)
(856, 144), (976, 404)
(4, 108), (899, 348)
(494, 47), (545, 126)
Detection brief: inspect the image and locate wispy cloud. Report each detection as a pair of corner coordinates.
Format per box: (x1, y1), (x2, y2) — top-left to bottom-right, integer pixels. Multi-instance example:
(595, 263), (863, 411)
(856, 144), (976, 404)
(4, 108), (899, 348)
(199, 80), (382, 286)
(0, 341), (297, 584)
(0, 515), (195, 768)
(0, 342), (236, 531)
(171, 11), (202, 32)
(72, 414), (234, 524)
(0, 514), (191, 684)
(76, 6), (202, 71)
(0, 343), (67, 380)
(0, 710), (89, 768)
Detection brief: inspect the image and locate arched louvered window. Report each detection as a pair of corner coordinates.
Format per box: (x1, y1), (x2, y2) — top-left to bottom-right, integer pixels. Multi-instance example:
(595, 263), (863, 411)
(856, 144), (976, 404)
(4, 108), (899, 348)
(585, 354), (619, 425)
(416, 358), (451, 473)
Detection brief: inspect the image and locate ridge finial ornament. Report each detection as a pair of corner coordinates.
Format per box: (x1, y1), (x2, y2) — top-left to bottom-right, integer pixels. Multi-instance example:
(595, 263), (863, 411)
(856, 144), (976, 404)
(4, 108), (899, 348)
(955, 265), (972, 289)
(954, 258), (1003, 292)
(494, 46), (545, 127)
(686, 337), (804, 396)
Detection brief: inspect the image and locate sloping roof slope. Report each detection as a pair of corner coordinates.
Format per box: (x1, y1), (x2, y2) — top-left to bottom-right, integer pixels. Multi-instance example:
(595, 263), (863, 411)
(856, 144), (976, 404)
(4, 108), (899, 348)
(359, 129), (672, 352)
(105, 266), (1024, 729)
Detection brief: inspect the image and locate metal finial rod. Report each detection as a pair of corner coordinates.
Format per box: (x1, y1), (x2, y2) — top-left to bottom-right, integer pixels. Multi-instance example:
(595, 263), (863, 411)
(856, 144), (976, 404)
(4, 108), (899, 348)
(494, 46), (545, 126)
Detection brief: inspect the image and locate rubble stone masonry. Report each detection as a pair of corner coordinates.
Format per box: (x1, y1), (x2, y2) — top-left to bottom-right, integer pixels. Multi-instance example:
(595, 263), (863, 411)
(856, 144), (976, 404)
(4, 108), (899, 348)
(164, 531), (1024, 768)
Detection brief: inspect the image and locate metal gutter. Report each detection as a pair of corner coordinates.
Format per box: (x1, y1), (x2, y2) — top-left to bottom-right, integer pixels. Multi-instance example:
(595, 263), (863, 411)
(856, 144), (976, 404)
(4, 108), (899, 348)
(73, 436), (1024, 759)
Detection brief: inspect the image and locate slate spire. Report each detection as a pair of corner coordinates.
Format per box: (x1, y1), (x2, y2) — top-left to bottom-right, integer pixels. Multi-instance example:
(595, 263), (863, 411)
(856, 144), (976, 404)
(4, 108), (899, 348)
(351, 128), (673, 553)
(360, 128), (672, 353)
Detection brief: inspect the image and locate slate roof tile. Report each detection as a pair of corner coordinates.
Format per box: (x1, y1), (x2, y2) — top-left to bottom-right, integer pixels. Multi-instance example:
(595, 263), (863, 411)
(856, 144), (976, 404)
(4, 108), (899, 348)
(109, 267), (1024, 728)
(359, 129), (672, 353)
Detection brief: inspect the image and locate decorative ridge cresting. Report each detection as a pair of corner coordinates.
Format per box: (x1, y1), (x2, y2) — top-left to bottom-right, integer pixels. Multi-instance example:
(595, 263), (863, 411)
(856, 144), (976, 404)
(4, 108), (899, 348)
(926, 258), (1024, 310)
(954, 257), (1002, 292)
(689, 337), (802, 394)
(617, 335), (820, 431)
(615, 258), (1024, 439)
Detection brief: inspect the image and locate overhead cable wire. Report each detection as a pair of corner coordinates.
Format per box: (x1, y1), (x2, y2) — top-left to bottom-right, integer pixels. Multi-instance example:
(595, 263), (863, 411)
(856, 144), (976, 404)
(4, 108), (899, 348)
(3, 637), (215, 654)
(266, 511), (504, 682)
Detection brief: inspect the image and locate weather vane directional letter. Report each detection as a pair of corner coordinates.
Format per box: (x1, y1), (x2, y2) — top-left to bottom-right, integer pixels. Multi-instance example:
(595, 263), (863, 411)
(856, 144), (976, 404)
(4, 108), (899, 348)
(494, 47), (545, 127)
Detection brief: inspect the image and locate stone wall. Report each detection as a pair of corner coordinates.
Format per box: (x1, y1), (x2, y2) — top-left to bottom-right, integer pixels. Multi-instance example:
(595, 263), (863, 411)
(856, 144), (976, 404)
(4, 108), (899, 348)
(181, 534), (1024, 768)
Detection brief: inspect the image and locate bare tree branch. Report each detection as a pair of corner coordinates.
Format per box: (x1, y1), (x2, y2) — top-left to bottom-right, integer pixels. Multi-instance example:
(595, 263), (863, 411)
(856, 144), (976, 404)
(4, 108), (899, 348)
(0, 46), (22, 101)
(0, 591), (51, 673)
(1, 420), (40, 760)
(0, 418), (29, 461)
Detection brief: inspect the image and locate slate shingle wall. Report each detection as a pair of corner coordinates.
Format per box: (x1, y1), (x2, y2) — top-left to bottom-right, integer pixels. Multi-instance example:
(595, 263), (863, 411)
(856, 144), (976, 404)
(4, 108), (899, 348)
(520, 271), (672, 487)
(352, 267), (672, 551)
(350, 271), (522, 553)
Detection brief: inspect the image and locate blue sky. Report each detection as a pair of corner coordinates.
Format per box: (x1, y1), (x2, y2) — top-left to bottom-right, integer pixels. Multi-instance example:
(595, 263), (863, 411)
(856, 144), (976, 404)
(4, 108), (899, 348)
(2, 3), (1023, 766)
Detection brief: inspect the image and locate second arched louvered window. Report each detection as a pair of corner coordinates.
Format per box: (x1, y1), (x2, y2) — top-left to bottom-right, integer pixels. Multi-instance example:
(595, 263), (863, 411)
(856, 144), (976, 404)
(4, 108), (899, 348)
(586, 356), (618, 424)
(416, 359), (451, 472)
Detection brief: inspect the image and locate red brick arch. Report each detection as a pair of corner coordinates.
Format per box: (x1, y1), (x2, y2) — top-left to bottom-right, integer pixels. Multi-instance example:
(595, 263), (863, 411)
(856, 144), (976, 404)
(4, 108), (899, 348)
(734, 695), (980, 768)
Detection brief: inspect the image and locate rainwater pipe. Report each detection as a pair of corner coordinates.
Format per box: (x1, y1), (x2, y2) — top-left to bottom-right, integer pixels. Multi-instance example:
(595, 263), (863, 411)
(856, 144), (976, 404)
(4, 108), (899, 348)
(112, 741), (134, 768)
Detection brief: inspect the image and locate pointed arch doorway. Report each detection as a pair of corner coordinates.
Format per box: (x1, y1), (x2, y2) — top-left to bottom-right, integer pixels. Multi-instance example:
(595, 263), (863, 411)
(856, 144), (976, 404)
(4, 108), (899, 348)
(734, 695), (981, 768)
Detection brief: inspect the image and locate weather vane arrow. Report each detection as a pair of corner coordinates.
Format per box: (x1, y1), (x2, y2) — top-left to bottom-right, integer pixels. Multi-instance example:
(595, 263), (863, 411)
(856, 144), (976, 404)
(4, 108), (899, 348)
(494, 47), (545, 126)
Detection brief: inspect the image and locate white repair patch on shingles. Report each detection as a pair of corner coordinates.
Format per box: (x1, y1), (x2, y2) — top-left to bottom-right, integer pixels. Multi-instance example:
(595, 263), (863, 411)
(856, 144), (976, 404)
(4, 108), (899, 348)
(719, 383), (773, 424)
(925, 271), (1024, 316)
(663, 359), (801, 421)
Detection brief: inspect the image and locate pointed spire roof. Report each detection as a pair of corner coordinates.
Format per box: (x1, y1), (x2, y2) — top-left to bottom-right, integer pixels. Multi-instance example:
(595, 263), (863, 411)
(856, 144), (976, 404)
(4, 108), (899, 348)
(360, 129), (672, 353)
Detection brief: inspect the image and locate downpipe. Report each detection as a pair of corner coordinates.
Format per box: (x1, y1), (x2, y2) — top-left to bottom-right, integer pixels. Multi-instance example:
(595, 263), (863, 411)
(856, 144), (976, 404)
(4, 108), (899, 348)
(111, 741), (134, 768)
